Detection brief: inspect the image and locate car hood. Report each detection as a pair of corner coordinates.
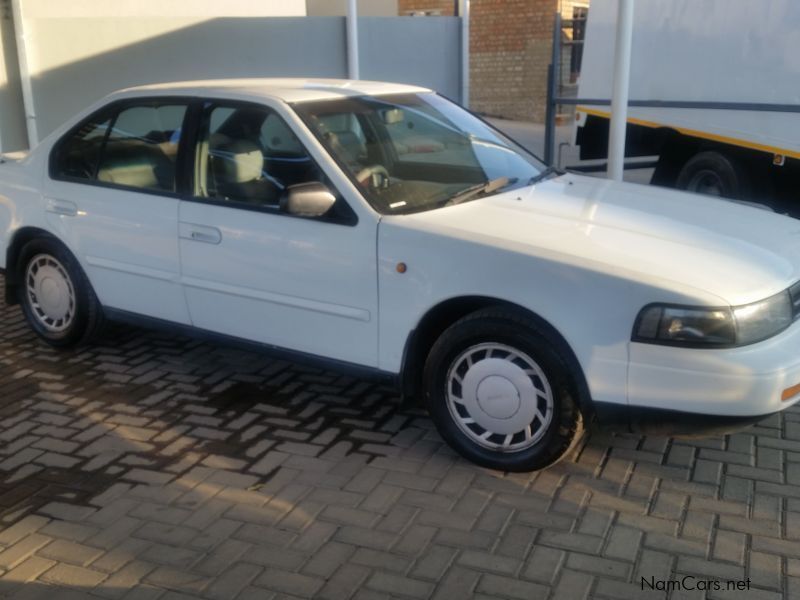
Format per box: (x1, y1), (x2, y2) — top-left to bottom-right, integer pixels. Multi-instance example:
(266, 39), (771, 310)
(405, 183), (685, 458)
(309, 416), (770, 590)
(396, 173), (800, 305)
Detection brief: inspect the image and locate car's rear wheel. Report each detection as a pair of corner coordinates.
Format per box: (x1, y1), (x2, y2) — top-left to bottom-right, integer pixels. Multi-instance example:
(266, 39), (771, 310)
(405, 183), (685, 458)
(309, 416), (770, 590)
(423, 308), (585, 472)
(17, 237), (103, 347)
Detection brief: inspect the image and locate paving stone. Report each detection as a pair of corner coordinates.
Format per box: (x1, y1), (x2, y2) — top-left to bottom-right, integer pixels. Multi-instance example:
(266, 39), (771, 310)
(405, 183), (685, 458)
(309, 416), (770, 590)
(410, 544), (457, 581)
(749, 550), (782, 590)
(458, 550), (521, 575)
(317, 564), (371, 600)
(204, 562), (262, 600)
(603, 525), (642, 561)
(551, 568), (592, 600)
(134, 522), (196, 546)
(90, 538), (151, 573)
(476, 573), (549, 599)
(566, 552), (631, 579)
(352, 547), (412, 572)
(0, 534), (52, 570)
(124, 469), (174, 486)
(365, 571), (435, 599)
(146, 566), (211, 594)
(634, 549), (674, 583)
(301, 541), (355, 578)
(254, 568), (325, 598)
(0, 515), (50, 546)
(95, 561), (156, 600)
(712, 529), (747, 565)
(289, 520), (336, 554)
(40, 563), (107, 587)
(752, 535), (800, 559)
(140, 543), (201, 569)
(38, 539), (104, 567)
(0, 556), (57, 588)
(247, 545), (307, 571)
(0, 275), (795, 599)
(248, 451), (289, 476)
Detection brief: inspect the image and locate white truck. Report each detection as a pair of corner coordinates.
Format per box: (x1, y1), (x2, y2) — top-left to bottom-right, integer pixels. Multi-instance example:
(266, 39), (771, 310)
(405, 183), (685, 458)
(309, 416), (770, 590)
(575, 0), (800, 211)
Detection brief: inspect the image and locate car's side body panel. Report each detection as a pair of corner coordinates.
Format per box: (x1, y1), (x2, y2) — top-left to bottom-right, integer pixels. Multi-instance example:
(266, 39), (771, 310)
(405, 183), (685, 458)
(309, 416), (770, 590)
(0, 154), (44, 272)
(42, 179), (190, 324)
(179, 200), (381, 366)
(377, 213), (708, 408)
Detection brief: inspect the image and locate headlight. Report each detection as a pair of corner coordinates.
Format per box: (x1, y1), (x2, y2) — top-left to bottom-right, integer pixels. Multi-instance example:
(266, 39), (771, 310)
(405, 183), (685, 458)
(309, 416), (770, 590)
(733, 291), (792, 345)
(634, 290), (793, 348)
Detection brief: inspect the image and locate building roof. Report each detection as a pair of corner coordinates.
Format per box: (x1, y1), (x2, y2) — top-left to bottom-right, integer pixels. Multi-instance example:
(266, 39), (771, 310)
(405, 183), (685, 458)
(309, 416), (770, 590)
(116, 78), (431, 103)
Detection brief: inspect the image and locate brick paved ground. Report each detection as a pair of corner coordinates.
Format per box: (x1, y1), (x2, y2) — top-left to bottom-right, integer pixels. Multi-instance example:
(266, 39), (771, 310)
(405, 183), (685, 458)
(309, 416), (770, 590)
(1, 275), (799, 599)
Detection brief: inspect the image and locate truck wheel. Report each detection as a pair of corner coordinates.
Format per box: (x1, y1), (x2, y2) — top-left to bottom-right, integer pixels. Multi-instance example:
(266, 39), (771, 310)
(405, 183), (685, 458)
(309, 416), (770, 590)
(423, 308), (584, 472)
(675, 150), (751, 199)
(17, 237), (103, 347)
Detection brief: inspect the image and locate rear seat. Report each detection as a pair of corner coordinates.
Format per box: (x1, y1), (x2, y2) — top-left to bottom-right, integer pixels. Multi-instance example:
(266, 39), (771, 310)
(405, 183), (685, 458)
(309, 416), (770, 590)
(97, 140), (177, 191)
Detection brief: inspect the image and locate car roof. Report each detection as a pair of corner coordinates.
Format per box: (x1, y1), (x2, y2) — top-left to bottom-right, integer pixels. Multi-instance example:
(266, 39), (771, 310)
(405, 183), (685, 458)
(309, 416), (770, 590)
(114, 78), (432, 103)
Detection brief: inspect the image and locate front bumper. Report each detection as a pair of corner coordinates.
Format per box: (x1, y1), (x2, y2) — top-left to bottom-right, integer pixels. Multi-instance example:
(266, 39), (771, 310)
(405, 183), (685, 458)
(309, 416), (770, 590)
(626, 317), (800, 418)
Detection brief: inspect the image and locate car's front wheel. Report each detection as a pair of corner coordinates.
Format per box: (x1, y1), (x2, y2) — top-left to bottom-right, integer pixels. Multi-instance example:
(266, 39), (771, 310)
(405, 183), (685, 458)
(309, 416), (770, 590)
(423, 308), (585, 472)
(17, 237), (103, 347)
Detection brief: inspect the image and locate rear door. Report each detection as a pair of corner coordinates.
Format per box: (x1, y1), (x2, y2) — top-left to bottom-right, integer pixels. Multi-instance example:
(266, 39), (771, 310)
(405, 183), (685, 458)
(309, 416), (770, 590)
(44, 98), (191, 324)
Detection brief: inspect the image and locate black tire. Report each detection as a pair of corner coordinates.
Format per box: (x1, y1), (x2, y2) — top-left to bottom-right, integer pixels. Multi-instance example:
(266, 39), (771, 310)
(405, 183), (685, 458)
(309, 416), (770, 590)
(423, 307), (585, 472)
(675, 150), (751, 200)
(17, 237), (103, 347)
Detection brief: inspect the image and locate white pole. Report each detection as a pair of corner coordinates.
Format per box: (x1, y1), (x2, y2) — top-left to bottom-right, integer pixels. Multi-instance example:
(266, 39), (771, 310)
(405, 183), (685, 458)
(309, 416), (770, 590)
(346, 0), (360, 80)
(459, 0), (470, 107)
(10, 0), (38, 148)
(606, 0), (634, 181)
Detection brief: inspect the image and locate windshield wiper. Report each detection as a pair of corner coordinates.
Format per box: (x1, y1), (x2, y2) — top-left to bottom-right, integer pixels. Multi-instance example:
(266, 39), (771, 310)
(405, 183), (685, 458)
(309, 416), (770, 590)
(527, 166), (564, 186)
(443, 176), (519, 207)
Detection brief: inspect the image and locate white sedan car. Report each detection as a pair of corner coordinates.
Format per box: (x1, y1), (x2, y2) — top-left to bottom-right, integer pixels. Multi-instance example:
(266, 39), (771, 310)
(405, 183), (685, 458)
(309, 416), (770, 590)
(1, 79), (800, 471)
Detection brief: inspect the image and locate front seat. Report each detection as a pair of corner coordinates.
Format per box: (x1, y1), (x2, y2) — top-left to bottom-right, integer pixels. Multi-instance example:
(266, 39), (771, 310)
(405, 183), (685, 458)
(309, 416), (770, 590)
(209, 139), (281, 205)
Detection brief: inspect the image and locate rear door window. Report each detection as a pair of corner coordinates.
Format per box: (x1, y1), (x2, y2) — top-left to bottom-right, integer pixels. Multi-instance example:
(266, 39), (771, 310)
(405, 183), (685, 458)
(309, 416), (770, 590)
(51, 101), (188, 193)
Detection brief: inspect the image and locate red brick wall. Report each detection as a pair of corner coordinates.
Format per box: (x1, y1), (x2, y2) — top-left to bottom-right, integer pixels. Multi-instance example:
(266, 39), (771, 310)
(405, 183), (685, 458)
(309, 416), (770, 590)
(398, 0), (456, 15)
(469, 0), (557, 121)
(401, 0), (560, 121)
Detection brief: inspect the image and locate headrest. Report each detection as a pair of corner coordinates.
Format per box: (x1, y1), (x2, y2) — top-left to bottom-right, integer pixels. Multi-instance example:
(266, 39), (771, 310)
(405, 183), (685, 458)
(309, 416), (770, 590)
(212, 139), (263, 183)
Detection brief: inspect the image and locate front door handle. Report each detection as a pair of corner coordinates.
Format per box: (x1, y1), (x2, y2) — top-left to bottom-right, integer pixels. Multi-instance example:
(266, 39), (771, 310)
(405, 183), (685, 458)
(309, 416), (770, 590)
(179, 223), (222, 245)
(45, 198), (78, 217)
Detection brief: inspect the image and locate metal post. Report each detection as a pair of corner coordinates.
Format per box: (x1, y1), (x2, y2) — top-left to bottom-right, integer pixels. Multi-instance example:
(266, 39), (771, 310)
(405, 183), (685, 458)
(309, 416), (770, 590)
(544, 65), (555, 166)
(459, 0), (470, 107)
(543, 12), (561, 166)
(607, 0), (634, 181)
(10, 0), (37, 148)
(346, 0), (360, 80)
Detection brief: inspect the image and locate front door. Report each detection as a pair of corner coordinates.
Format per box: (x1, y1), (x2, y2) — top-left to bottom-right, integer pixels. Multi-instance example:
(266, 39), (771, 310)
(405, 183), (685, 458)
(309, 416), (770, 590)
(178, 100), (379, 366)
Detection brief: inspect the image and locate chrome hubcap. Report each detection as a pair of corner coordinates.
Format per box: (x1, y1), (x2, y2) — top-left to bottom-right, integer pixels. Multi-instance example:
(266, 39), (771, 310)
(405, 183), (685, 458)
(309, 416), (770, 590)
(26, 254), (76, 333)
(446, 343), (554, 452)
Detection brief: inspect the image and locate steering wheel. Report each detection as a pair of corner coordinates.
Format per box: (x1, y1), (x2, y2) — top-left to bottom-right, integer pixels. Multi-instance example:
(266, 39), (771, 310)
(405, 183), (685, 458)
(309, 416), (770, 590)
(356, 165), (390, 190)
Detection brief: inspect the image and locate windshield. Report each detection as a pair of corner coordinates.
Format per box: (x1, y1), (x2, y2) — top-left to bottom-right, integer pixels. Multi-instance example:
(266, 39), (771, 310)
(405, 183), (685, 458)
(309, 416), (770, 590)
(293, 93), (546, 214)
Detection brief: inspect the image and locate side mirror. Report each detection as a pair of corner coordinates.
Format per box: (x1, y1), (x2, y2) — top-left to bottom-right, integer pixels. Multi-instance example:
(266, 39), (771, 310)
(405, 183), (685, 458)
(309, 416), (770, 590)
(281, 182), (337, 218)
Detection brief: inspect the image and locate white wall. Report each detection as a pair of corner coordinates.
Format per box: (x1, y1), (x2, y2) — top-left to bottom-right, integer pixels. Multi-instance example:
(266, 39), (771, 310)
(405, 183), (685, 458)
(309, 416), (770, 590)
(0, 1), (461, 152)
(20, 0), (307, 18)
(306, 0), (397, 17)
(0, 0), (308, 150)
(0, 0), (26, 152)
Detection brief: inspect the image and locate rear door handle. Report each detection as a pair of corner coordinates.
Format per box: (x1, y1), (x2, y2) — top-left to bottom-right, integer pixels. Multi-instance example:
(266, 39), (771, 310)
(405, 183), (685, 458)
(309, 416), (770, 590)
(179, 223), (222, 245)
(45, 198), (78, 217)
